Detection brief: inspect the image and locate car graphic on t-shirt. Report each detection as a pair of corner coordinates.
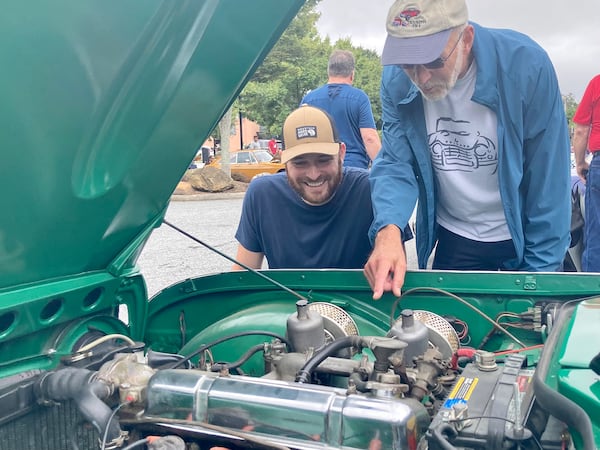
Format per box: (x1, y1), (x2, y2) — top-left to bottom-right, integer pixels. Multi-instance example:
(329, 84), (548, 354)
(428, 117), (497, 172)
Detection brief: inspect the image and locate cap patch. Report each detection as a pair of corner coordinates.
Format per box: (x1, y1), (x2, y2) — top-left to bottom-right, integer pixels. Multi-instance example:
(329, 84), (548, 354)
(296, 125), (317, 140)
(391, 8), (425, 29)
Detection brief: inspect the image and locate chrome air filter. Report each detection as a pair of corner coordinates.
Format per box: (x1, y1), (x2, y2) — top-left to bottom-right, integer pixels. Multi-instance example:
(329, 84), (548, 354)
(309, 302), (359, 343)
(392, 310), (459, 359)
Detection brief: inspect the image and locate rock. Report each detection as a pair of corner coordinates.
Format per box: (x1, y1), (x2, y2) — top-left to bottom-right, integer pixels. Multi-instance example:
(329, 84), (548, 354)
(187, 166), (234, 192)
(174, 181), (196, 195)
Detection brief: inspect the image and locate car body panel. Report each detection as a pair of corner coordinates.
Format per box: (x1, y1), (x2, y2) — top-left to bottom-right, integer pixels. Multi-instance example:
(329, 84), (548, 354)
(0, 1), (301, 291)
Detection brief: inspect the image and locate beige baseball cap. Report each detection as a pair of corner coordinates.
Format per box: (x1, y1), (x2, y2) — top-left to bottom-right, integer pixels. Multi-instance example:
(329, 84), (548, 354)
(281, 105), (341, 163)
(381, 0), (468, 66)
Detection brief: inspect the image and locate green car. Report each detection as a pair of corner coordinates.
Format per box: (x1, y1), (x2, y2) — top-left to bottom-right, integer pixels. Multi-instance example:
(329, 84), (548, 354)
(0, 2), (598, 450)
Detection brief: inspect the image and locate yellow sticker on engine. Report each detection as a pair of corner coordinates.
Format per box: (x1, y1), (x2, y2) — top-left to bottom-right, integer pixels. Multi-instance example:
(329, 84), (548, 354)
(443, 377), (479, 409)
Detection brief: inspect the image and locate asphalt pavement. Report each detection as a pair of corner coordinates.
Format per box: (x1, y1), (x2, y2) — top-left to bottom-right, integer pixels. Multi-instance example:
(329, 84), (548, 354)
(137, 194), (418, 297)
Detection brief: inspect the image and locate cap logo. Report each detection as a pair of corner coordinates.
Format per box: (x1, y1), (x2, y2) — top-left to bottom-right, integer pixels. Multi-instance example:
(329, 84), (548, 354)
(391, 8), (425, 28)
(296, 125), (317, 140)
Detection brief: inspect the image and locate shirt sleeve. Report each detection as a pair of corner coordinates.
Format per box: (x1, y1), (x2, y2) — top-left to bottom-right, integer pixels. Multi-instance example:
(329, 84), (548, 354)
(519, 51), (571, 270)
(358, 91), (377, 129)
(234, 182), (263, 252)
(573, 75), (600, 125)
(368, 75), (420, 244)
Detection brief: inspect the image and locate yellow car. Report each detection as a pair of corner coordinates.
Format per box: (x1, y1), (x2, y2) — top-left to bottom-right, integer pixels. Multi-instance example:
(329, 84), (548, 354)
(208, 149), (285, 182)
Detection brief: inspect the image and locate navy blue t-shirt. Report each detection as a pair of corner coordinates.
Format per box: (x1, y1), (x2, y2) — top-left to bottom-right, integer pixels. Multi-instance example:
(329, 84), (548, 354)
(301, 84), (377, 169)
(235, 168), (373, 269)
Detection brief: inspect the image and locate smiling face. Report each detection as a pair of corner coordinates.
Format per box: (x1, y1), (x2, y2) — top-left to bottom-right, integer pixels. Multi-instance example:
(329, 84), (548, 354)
(286, 149), (344, 205)
(404, 25), (474, 101)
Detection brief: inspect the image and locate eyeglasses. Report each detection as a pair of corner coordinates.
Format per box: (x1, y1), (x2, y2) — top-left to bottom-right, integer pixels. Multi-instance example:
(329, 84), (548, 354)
(400, 29), (465, 71)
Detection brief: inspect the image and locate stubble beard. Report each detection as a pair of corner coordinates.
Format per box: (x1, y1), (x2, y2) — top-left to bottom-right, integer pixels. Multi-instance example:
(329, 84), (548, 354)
(288, 160), (343, 206)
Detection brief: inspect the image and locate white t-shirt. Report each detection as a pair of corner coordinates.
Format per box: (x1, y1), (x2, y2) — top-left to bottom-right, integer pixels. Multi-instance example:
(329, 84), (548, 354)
(423, 61), (510, 242)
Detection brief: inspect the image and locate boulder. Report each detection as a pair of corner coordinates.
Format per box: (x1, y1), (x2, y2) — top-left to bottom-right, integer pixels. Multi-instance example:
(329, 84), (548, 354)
(187, 166), (234, 192)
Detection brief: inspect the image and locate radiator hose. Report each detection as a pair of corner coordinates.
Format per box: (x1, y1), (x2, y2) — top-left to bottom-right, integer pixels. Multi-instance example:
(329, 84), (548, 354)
(36, 368), (124, 446)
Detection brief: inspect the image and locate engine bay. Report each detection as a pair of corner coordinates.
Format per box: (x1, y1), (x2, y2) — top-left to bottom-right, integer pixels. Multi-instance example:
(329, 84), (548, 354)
(3, 276), (597, 450)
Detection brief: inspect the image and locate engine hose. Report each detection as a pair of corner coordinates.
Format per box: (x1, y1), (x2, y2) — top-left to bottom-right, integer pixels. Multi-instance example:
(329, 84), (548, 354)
(171, 330), (291, 369)
(296, 335), (363, 383)
(35, 368), (123, 445)
(531, 303), (596, 450)
(430, 423), (458, 450)
(210, 344), (265, 372)
(348, 372), (370, 393)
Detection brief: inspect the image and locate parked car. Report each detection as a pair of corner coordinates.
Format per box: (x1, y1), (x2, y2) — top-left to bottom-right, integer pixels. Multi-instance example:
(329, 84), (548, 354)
(207, 149), (285, 181)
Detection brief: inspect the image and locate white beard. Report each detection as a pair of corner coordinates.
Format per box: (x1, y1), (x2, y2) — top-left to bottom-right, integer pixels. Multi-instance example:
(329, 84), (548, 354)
(419, 43), (465, 102)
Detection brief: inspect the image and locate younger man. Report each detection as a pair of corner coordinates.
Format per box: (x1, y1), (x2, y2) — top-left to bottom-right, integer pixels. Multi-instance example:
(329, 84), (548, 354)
(232, 105), (402, 269)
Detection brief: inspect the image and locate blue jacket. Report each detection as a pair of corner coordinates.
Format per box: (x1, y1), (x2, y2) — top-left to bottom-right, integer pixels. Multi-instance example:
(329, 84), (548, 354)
(370, 22), (571, 271)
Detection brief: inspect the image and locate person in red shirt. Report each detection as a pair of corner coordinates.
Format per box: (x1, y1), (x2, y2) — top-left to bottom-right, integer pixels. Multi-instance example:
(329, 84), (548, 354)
(573, 74), (600, 271)
(268, 137), (278, 156)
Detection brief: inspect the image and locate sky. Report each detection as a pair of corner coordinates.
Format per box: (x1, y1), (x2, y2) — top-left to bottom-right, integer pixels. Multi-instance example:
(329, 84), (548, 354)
(316, 0), (599, 100)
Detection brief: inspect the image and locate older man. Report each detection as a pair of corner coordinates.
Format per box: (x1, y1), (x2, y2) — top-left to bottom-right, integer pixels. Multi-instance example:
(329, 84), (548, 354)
(365, 0), (570, 299)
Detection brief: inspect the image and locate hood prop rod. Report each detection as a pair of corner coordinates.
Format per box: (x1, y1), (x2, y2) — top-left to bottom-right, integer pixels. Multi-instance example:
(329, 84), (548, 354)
(163, 220), (307, 301)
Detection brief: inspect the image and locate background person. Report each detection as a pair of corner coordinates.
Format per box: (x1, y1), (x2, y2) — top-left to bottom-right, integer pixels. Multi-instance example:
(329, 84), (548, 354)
(364, 0), (571, 299)
(301, 49), (381, 169)
(232, 105), (404, 270)
(268, 136), (278, 156)
(247, 135), (261, 149)
(572, 73), (600, 272)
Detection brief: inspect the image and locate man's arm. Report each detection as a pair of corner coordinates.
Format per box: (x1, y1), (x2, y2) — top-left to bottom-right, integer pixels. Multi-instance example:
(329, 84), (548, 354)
(518, 55), (571, 271)
(231, 244), (264, 270)
(364, 224), (406, 300)
(572, 123), (591, 183)
(360, 127), (381, 162)
(364, 67), (421, 296)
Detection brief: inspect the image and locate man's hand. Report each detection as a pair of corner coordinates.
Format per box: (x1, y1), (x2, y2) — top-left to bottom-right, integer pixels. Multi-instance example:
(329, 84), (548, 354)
(364, 225), (407, 300)
(576, 160), (590, 184)
(572, 123), (591, 184)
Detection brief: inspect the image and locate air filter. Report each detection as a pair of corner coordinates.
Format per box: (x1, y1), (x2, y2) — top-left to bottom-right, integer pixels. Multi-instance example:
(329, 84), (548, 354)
(308, 302), (359, 343)
(392, 310), (459, 359)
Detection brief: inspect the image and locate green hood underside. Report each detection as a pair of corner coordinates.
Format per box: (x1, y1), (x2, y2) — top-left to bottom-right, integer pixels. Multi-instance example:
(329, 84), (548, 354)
(0, 0), (303, 290)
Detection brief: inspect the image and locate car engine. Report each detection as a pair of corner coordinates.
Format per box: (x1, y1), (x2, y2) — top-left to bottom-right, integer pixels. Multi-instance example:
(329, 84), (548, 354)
(0, 299), (580, 450)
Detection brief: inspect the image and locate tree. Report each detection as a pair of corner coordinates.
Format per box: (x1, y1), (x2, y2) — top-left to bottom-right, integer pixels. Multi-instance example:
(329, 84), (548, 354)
(563, 93), (579, 137)
(241, 0), (327, 136)
(218, 107), (233, 176)
(211, 1), (383, 141)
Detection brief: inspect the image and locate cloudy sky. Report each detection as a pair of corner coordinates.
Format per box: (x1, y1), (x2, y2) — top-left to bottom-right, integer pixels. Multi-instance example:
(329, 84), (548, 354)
(316, 0), (599, 100)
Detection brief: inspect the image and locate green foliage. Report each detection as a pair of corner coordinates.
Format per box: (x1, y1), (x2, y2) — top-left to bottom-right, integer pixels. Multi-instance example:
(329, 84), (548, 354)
(353, 46), (383, 128)
(563, 93), (579, 136)
(240, 0), (383, 137)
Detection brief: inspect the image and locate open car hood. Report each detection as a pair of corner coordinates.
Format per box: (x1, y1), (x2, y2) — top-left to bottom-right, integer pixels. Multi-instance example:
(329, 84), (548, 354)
(0, 1), (302, 290)
(0, 0), (303, 386)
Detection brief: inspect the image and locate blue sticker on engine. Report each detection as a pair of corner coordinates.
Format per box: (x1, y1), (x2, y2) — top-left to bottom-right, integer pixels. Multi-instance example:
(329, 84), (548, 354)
(442, 376), (479, 409)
